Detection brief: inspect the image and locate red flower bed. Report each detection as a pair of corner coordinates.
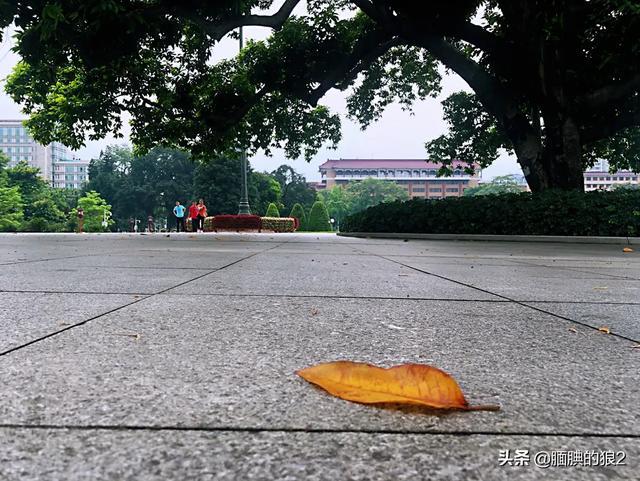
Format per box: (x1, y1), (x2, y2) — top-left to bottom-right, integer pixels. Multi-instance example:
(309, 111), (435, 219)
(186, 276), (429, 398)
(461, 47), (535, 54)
(210, 215), (262, 232)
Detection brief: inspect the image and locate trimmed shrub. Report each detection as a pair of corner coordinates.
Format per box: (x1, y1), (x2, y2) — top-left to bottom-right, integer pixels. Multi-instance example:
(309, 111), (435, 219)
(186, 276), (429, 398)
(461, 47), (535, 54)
(265, 203), (280, 217)
(289, 203), (307, 231)
(210, 215), (262, 231)
(203, 216), (216, 232)
(341, 189), (640, 237)
(261, 217), (297, 232)
(307, 201), (332, 232)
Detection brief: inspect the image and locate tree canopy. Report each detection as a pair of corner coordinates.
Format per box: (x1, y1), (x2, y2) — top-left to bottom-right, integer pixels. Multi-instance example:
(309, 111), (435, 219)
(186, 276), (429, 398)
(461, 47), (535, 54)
(4, 1), (640, 191)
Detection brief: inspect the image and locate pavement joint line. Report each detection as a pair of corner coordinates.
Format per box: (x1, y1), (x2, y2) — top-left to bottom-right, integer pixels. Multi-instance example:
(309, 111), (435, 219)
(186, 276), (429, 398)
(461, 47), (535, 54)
(0, 252), (119, 267)
(0, 424), (638, 439)
(507, 258), (640, 282)
(0, 250), (150, 267)
(0, 289), (150, 296)
(369, 252), (640, 344)
(1, 289), (640, 305)
(0, 241), (287, 359)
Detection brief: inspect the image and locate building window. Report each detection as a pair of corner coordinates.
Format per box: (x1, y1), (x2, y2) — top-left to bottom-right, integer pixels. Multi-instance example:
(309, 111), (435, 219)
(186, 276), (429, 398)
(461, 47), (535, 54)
(429, 187), (441, 193)
(446, 187), (459, 193)
(412, 187), (426, 192)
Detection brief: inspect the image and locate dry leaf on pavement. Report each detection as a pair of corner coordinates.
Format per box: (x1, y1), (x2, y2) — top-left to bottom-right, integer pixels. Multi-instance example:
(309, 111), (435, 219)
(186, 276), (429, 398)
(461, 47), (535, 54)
(598, 326), (611, 334)
(297, 361), (500, 411)
(623, 247), (634, 253)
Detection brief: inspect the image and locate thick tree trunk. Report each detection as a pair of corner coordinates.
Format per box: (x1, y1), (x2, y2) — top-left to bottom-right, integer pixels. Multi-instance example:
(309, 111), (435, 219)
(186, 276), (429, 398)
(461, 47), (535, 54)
(511, 117), (585, 192)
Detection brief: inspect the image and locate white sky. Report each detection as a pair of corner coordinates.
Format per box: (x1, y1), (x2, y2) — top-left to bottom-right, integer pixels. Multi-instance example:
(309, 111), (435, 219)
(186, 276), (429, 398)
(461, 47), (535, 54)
(0, 11), (522, 182)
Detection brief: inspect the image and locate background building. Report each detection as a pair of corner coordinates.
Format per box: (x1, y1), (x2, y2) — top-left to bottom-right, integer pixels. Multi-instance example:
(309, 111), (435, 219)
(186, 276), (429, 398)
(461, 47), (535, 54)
(319, 159), (480, 198)
(0, 119), (89, 188)
(584, 159), (639, 191)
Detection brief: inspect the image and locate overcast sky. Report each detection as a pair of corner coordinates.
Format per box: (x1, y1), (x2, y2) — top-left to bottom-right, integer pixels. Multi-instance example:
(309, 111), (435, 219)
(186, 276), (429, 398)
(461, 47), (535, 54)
(0, 17), (522, 182)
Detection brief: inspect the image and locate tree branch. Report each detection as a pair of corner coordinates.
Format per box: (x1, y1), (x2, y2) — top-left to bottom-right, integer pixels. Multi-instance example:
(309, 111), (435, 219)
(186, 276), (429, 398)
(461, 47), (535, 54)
(454, 22), (510, 59)
(182, 0), (302, 41)
(580, 74), (640, 112)
(582, 108), (640, 143)
(303, 35), (400, 105)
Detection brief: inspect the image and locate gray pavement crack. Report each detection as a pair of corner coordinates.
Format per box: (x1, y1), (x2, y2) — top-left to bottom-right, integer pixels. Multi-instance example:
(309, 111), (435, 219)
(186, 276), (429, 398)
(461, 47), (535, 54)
(0, 241), (287, 358)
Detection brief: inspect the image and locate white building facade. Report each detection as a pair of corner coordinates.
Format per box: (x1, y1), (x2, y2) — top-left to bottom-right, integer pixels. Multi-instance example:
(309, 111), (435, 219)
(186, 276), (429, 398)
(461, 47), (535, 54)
(0, 119), (89, 189)
(584, 159), (639, 191)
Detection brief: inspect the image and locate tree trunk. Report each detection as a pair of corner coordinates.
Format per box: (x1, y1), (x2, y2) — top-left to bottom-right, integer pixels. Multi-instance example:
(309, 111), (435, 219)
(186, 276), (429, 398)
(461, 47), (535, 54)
(511, 117), (585, 192)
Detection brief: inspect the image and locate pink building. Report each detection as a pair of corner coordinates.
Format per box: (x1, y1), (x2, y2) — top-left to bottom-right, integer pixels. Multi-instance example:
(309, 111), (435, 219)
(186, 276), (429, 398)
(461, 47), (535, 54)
(318, 159), (481, 198)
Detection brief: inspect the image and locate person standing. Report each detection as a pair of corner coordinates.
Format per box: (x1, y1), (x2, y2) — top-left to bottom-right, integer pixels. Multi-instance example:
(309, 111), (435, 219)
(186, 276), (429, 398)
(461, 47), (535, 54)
(197, 199), (208, 233)
(188, 201), (199, 233)
(76, 207), (84, 233)
(173, 201), (186, 232)
(147, 215), (154, 233)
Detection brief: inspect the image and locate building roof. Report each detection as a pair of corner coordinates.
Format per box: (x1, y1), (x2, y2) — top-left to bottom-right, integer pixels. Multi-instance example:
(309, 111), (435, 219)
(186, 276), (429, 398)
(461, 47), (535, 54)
(318, 159), (474, 170)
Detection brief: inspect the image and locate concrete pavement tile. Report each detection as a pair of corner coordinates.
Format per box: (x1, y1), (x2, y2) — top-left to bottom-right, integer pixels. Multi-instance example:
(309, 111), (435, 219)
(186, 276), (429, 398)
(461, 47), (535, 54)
(526, 302), (640, 340)
(0, 428), (637, 481)
(168, 255), (500, 300)
(0, 263), (215, 294)
(386, 257), (640, 302)
(0, 296), (638, 435)
(0, 292), (138, 352)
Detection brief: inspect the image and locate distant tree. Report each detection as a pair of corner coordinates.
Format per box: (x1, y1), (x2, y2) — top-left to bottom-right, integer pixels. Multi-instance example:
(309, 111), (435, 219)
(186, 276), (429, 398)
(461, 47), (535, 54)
(307, 201), (332, 232)
(289, 203), (307, 230)
(20, 195), (67, 232)
(86, 145), (195, 229)
(194, 155), (245, 215)
(265, 202), (280, 217)
(5, 161), (48, 219)
(271, 165), (317, 213)
(318, 186), (352, 228)
(463, 175), (525, 196)
(0, 186), (24, 232)
(73, 191), (113, 232)
(347, 178), (409, 214)
(610, 182), (640, 191)
(250, 171), (282, 216)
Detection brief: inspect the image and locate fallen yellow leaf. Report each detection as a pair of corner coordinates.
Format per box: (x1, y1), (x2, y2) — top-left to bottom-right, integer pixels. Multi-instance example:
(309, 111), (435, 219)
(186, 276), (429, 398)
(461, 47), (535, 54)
(297, 361), (499, 411)
(623, 247), (634, 253)
(598, 326), (611, 334)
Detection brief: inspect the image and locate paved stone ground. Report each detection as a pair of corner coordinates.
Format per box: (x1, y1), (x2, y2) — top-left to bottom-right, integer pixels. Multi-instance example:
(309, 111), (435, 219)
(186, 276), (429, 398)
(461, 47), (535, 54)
(0, 232), (638, 481)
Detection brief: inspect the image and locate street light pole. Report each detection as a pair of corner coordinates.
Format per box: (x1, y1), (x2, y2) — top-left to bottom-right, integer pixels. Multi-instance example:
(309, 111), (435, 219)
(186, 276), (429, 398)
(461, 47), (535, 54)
(237, 25), (251, 215)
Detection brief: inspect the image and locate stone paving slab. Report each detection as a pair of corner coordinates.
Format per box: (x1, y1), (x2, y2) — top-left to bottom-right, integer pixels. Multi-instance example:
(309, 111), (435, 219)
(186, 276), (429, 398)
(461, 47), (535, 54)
(168, 255), (500, 300)
(356, 240), (637, 262)
(0, 262), (219, 294)
(1, 296), (638, 435)
(0, 292), (139, 353)
(43, 252), (255, 270)
(0, 428), (636, 481)
(385, 257), (640, 303)
(511, 260), (640, 281)
(526, 302), (640, 341)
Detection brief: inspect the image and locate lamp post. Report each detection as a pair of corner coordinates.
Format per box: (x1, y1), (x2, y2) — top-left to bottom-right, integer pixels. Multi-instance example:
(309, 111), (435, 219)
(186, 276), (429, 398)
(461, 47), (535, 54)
(237, 24), (251, 215)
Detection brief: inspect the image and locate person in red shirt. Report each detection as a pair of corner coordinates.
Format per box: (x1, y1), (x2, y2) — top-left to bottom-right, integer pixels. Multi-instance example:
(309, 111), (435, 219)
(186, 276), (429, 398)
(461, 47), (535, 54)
(197, 199), (208, 232)
(188, 201), (199, 232)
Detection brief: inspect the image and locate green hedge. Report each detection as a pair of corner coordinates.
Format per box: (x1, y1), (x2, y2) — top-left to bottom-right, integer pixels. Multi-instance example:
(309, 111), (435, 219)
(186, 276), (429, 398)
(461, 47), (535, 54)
(341, 189), (640, 237)
(261, 217), (297, 232)
(289, 203), (307, 231)
(307, 201), (332, 231)
(265, 203), (280, 217)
